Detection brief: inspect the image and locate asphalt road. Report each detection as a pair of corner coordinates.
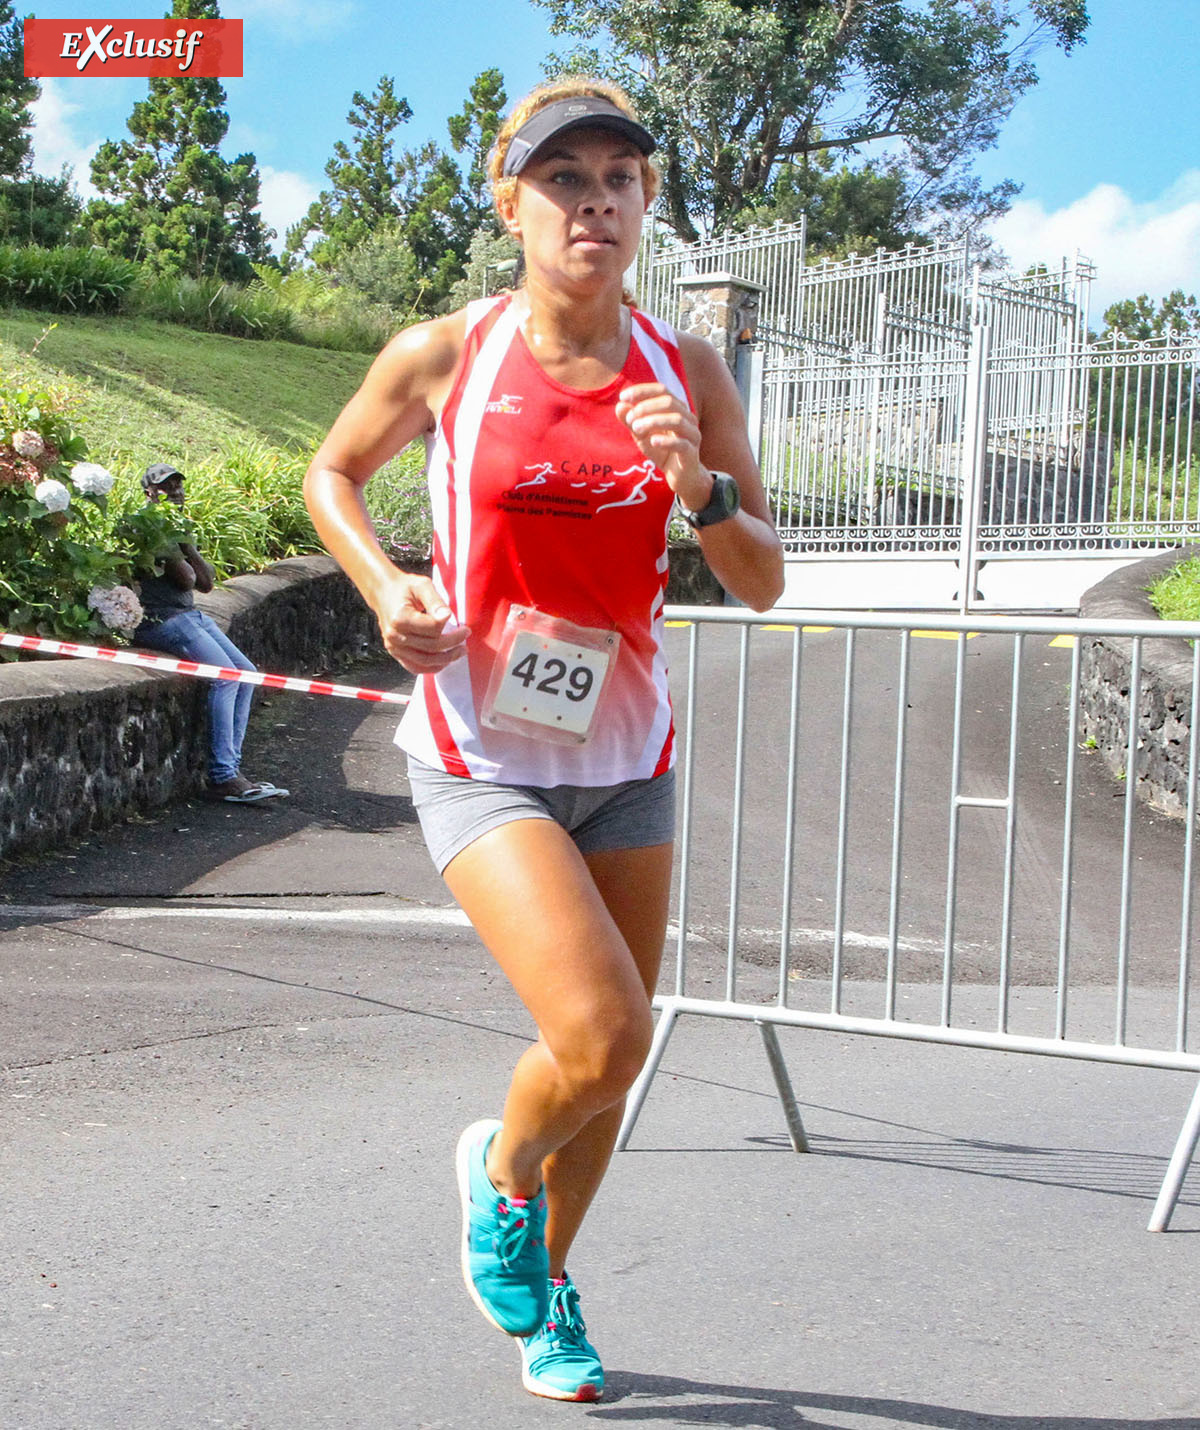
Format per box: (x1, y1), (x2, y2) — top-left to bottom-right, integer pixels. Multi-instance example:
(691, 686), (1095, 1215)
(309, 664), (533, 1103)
(2, 633), (1198, 1428)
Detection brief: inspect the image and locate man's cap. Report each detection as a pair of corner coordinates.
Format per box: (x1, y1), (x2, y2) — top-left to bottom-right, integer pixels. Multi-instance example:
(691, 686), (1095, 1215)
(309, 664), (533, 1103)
(502, 97), (656, 177)
(142, 462), (184, 487)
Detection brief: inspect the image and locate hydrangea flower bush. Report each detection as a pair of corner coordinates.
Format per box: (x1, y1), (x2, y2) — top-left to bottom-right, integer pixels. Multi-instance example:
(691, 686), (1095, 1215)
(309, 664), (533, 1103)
(0, 383), (161, 645)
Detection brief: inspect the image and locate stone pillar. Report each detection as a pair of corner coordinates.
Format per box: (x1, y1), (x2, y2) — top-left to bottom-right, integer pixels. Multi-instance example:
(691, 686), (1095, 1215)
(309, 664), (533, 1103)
(675, 271), (765, 371)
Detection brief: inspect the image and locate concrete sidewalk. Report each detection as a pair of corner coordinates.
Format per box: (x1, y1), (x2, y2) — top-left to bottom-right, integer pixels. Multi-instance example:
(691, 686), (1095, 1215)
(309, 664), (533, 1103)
(1, 658), (1198, 1428)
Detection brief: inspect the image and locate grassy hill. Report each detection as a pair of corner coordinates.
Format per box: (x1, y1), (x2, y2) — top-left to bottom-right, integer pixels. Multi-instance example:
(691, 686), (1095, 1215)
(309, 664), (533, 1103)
(0, 307), (375, 474)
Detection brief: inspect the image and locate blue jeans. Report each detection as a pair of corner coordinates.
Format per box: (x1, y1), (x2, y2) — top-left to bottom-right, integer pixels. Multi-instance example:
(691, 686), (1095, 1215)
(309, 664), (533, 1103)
(136, 610), (256, 784)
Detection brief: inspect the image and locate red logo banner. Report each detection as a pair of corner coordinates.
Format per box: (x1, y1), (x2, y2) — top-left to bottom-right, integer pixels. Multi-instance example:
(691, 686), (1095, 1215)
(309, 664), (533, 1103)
(24, 18), (243, 78)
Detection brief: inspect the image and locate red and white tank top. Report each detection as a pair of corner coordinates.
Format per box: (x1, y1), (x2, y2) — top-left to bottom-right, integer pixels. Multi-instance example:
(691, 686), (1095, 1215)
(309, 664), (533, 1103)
(395, 293), (692, 786)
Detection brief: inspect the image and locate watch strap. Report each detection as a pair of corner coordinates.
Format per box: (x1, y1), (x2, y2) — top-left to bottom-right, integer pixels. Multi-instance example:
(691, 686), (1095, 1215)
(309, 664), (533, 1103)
(679, 471), (740, 529)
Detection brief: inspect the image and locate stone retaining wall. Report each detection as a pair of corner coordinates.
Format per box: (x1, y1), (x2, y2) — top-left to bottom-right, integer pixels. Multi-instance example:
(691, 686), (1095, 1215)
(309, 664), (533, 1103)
(1079, 547), (1200, 818)
(0, 556), (378, 861)
(0, 546), (722, 861)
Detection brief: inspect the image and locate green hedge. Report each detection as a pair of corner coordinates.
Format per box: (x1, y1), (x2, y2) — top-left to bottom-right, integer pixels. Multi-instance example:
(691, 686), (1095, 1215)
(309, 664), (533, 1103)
(0, 244), (141, 313)
(1, 245), (403, 353)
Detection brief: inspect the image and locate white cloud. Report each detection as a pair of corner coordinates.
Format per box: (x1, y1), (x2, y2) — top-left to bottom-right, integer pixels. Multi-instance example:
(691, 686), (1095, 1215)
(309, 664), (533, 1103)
(258, 166), (319, 249)
(27, 79), (102, 202)
(988, 172), (1200, 316)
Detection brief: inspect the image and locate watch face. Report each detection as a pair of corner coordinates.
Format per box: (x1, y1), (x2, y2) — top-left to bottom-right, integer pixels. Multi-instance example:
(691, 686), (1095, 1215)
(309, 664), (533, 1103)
(682, 473), (739, 527)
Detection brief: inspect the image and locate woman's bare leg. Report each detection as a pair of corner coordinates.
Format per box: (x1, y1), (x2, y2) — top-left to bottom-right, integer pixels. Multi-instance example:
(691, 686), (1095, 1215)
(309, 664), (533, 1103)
(442, 821), (669, 1213)
(540, 841), (672, 1275)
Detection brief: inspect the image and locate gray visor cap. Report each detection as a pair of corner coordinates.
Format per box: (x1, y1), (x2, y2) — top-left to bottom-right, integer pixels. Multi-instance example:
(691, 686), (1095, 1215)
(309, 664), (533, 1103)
(502, 97), (656, 177)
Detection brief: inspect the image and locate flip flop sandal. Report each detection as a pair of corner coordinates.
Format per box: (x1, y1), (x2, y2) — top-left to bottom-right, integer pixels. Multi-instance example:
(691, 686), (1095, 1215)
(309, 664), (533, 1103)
(251, 781), (290, 798)
(222, 784), (273, 804)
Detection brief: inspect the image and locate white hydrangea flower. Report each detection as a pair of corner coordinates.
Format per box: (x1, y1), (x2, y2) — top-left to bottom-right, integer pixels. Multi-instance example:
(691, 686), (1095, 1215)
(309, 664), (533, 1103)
(34, 479), (71, 512)
(69, 461), (115, 496)
(87, 584), (144, 634)
(12, 430), (45, 459)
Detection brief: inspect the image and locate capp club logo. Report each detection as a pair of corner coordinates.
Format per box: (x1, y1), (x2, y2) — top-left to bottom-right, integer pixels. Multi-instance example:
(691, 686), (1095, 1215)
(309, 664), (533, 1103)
(24, 17), (243, 77)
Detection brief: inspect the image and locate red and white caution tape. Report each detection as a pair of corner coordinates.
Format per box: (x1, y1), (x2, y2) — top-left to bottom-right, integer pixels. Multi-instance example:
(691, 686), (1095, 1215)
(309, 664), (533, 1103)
(0, 630), (410, 706)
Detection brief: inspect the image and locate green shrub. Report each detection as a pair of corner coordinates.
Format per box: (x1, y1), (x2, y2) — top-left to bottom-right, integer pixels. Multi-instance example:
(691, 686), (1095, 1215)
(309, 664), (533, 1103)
(101, 439), (323, 579)
(0, 382), (140, 642)
(364, 440), (432, 561)
(0, 244), (140, 312)
(1148, 557), (1200, 625)
(250, 264), (400, 353)
(292, 303), (398, 354)
(127, 272), (300, 341)
(1, 249), (402, 353)
(111, 499), (199, 576)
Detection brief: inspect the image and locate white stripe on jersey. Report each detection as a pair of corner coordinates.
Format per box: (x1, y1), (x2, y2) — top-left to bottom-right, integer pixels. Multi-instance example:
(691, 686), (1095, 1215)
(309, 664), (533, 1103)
(419, 299), (524, 775)
(631, 313), (689, 391)
(446, 299), (521, 620)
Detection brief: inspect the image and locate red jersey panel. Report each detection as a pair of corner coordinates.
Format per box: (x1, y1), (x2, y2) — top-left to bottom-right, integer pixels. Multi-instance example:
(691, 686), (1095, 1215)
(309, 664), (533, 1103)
(395, 295), (693, 786)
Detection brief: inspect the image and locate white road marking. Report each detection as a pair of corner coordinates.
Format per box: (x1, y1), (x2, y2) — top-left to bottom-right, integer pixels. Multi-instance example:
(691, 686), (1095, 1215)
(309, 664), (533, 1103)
(0, 903), (471, 927)
(0, 902), (956, 953)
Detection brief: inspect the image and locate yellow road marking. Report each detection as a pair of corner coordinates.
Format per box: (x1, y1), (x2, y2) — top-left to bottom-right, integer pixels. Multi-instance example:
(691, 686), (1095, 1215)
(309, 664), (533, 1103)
(668, 623), (1074, 650)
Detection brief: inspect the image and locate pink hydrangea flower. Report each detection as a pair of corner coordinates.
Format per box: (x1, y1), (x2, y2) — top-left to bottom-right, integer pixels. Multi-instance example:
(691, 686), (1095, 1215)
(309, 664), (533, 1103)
(87, 584), (144, 634)
(12, 430), (46, 459)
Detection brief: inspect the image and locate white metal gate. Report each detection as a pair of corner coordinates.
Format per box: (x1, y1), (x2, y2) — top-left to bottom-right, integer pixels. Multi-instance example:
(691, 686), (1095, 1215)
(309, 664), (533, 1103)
(763, 328), (1200, 610)
(632, 222), (1199, 611)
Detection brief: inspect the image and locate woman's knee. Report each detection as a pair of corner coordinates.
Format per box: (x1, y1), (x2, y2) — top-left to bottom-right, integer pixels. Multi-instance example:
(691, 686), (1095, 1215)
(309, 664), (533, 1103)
(551, 998), (654, 1106)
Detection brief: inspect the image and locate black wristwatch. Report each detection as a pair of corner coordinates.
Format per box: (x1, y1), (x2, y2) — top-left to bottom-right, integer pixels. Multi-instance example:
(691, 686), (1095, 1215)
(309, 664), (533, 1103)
(678, 471), (740, 529)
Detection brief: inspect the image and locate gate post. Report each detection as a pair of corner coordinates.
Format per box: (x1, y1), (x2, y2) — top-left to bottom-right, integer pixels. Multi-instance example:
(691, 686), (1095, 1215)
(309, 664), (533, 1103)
(675, 271), (765, 372)
(958, 321), (992, 614)
(676, 271), (767, 462)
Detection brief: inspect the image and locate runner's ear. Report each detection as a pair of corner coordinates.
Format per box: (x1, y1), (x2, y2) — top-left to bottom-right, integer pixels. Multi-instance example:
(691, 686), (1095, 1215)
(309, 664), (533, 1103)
(497, 193), (521, 242)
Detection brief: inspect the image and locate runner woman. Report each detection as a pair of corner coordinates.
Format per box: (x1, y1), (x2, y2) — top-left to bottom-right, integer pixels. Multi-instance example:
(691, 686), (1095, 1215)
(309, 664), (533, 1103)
(304, 77), (784, 1401)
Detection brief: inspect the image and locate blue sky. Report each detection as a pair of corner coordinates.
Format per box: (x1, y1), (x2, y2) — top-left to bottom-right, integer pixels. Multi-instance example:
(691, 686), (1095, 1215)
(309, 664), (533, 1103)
(22, 0), (1200, 313)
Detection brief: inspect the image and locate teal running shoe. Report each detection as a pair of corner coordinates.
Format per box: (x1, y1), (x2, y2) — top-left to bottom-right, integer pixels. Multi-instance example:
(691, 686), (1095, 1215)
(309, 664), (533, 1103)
(456, 1119), (548, 1336)
(518, 1274), (604, 1402)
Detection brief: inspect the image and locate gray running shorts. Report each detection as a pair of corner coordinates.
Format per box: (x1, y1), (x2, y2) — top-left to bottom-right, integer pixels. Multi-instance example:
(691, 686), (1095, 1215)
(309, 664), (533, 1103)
(406, 756), (676, 874)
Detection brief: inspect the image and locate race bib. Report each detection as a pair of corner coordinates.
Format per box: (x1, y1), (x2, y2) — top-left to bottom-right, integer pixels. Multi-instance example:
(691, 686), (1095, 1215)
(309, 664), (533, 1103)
(481, 606), (620, 745)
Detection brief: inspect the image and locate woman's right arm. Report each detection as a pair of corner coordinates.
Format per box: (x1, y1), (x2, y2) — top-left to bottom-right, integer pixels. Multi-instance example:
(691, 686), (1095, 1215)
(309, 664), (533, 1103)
(304, 314), (469, 673)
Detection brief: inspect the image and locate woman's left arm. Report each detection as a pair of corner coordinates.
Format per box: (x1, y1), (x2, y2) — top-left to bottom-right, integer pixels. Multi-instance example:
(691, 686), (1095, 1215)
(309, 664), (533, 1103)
(617, 335), (784, 612)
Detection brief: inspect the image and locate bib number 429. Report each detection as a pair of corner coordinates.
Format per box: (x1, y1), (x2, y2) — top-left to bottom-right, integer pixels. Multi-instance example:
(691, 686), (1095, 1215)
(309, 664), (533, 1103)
(486, 626), (614, 740)
(509, 650), (595, 703)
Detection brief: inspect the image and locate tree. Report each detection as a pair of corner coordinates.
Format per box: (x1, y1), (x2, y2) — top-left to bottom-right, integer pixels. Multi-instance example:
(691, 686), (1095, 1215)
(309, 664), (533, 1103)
(537, 0), (1088, 242)
(0, 168), (82, 247)
(1101, 291), (1200, 343)
(1091, 293), (1200, 473)
(0, 0), (38, 182)
(291, 72), (503, 314)
(84, 0), (272, 279)
(448, 68), (507, 234)
(0, 5), (81, 248)
(285, 76), (418, 269)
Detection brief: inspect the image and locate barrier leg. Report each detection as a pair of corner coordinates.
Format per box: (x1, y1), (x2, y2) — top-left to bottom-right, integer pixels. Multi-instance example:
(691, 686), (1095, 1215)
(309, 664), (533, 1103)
(757, 1020), (810, 1153)
(1148, 1075), (1200, 1232)
(616, 1000), (679, 1152)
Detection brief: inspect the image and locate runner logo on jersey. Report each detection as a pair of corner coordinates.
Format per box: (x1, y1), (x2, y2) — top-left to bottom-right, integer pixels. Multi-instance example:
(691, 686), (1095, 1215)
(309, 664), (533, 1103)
(498, 459), (665, 519)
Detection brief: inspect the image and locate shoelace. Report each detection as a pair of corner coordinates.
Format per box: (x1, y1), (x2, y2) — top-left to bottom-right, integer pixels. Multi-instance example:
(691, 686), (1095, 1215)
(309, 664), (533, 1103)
(492, 1197), (543, 1267)
(542, 1277), (586, 1345)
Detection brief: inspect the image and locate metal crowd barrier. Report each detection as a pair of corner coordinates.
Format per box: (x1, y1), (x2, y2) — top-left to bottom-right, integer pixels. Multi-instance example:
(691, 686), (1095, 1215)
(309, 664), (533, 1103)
(619, 606), (1200, 1232)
